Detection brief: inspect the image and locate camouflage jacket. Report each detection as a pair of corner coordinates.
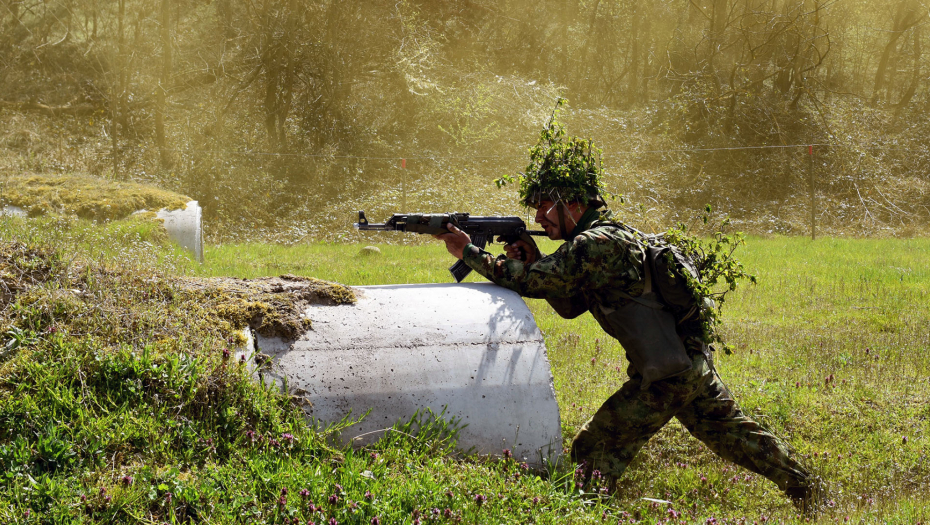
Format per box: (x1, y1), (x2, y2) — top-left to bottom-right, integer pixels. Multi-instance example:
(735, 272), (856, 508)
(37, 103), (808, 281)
(462, 215), (705, 348)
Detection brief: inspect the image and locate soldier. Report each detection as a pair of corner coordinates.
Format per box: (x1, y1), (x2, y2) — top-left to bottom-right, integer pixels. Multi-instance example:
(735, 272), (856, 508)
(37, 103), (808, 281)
(433, 122), (823, 515)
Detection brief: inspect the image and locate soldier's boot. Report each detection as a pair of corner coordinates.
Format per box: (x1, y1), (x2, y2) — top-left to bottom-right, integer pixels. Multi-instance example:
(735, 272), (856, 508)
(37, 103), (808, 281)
(786, 478), (826, 518)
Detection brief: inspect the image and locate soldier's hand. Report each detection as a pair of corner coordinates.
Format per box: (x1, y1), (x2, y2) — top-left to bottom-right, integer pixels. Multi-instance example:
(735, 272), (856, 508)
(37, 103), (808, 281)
(433, 222), (471, 260)
(500, 239), (538, 265)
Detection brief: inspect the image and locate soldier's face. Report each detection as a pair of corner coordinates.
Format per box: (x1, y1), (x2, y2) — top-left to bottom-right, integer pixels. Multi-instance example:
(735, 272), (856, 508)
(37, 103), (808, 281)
(534, 200), (583, 240)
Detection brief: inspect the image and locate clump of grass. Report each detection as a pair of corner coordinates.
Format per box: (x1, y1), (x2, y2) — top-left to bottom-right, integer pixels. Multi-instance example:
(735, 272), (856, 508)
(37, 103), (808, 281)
(0, 172), (191, 221)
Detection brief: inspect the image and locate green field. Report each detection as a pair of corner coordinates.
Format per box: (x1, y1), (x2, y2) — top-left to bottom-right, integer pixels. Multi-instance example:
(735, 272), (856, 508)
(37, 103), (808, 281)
(202, 234), (930, 521)
(2, 216), (929, 523)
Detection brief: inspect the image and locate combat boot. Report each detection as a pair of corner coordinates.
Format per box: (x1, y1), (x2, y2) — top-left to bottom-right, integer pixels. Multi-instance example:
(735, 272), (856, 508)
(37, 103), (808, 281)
(786, 479), (826, 517)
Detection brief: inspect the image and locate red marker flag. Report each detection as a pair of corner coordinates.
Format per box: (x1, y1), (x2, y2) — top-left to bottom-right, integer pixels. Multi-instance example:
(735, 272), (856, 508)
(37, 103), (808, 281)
(809, 145), (813, 155)
(401, 158), (406, 169)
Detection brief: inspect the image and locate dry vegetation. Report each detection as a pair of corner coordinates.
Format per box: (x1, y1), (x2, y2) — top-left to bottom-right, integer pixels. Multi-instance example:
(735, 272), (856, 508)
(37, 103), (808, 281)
(0, 1), (929, 241)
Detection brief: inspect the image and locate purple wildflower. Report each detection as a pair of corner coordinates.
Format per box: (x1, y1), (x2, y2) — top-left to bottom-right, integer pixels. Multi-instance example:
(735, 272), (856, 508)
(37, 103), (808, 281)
(474, 494), (487, 506)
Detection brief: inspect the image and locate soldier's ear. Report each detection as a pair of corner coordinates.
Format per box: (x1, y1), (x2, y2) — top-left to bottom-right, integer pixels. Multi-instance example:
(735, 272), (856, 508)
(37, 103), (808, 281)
(569, 202), (587, 214)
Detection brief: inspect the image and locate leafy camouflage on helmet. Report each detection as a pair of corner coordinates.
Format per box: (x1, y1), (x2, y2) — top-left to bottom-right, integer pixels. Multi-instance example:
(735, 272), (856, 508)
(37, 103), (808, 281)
(496, 98), (610, 209)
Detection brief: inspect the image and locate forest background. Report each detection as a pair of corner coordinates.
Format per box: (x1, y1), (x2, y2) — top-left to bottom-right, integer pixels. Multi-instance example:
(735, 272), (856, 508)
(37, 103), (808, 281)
(1, 0), (929, 241)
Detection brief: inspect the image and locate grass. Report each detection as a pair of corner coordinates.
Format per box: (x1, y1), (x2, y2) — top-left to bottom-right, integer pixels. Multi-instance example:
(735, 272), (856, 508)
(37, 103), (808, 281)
(2, 215), (929, 523)
(200, 234), (930, 522)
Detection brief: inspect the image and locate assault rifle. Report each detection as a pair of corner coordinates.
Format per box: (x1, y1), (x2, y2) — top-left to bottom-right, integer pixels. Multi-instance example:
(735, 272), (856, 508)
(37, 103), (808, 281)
(354, 211), (547, 282)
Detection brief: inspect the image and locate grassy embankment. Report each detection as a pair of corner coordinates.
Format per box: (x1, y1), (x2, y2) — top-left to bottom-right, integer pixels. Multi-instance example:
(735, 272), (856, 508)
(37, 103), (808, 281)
(2, 215), (928, 523)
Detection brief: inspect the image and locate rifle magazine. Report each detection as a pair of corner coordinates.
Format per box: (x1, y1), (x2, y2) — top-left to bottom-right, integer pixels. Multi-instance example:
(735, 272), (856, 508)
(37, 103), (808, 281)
(449, 260), (472, 283)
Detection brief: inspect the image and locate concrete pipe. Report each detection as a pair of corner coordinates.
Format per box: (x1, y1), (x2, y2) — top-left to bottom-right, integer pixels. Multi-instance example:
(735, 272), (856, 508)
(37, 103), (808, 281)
(155, 200), (204, 263)
(244, 282), (563, 465)
(1, 205), (27, 217)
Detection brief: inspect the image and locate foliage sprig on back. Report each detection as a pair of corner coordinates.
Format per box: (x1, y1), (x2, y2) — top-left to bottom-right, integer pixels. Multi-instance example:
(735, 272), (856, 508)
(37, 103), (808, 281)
(665, 205), (757, 354)
(496, 98), (610, 207)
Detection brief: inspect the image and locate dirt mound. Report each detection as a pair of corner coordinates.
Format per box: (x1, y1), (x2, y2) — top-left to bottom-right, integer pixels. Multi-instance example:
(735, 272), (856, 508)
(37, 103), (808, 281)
(1, 237), (355, 348)
(176, 274), (356, 341)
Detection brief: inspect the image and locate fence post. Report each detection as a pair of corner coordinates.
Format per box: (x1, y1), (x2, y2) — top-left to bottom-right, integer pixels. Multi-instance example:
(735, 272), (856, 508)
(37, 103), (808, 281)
(401, 158), (407, 212)
(809, 145), (816, 240)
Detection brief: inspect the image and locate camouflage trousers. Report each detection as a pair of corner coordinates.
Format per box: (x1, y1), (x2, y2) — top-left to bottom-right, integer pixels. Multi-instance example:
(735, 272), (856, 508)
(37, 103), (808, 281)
(570, 352), (813, 494)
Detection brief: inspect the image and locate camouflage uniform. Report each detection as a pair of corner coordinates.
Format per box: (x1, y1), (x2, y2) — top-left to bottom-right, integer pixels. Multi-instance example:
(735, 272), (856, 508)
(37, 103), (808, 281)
(462, 215), (815, 498)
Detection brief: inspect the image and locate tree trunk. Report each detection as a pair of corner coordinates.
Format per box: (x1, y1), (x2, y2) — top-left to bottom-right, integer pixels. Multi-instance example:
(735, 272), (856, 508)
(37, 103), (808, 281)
(277, 0), (298, 150)
(628, 2), (640, 106)
(261, 0), (280, 149)
(894, 24), (921, 121)
(156, 0), (171, 166)
(111, 0), (126, 179)
(640, 3), (652, 103)
(707, 0), (728, 90)
(64, 0), (72, 43)
(218, 0), (235, 40)
(871, 0), (923, 106)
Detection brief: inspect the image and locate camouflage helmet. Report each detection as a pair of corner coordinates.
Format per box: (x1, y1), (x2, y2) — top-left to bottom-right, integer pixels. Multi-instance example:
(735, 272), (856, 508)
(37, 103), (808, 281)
(522, 185), (607, 210)
(496, 99), (609, 209)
